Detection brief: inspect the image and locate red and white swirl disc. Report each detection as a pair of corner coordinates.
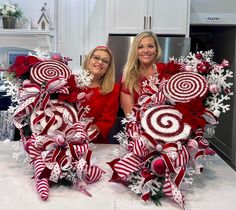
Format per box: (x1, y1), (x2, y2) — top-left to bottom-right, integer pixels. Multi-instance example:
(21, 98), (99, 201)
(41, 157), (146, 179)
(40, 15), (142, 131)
(30, 60), (71, 85)
(141, 105), (191, 142)
(163, 72), (208, 104)
(30, 99), (78, 135)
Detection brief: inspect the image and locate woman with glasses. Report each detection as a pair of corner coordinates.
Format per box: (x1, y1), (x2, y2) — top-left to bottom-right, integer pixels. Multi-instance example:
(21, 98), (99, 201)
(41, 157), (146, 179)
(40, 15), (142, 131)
(120, 31), (162, 116)
(80, 46), (120, 143)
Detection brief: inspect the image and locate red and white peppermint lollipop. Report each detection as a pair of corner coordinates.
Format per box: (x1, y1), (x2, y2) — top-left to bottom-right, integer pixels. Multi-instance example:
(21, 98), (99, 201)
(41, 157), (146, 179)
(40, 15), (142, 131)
(163, 72), (208, 104)
(141, 105), (191, 142)
(31, 99), (78, 135)
(30, 60), (71, 85)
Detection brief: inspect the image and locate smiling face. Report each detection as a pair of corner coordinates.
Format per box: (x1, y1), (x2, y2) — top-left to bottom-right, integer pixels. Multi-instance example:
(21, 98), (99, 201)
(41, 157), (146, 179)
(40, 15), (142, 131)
(87, 50), (111, 78)
(137, 36), (157, 66)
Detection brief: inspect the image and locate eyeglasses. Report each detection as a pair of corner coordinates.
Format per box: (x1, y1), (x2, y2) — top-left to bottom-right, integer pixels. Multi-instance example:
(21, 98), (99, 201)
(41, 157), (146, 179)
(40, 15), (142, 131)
(92, 55), (111, 65)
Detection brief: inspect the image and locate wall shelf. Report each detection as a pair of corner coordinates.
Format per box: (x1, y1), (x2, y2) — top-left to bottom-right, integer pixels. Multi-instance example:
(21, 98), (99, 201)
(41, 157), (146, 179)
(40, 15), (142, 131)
(0, 29), (54, 51)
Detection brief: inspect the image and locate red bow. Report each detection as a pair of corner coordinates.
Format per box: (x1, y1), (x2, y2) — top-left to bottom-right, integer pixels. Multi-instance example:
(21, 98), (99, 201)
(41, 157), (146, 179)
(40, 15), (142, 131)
(157, 61), (181, 80)
(8, 55), (40, 78)
(58, 75), (82, 103)
(174, 99), (206, 130)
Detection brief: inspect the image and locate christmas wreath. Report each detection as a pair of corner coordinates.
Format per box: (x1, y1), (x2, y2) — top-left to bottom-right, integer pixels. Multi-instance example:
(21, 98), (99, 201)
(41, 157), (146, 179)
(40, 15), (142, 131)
(107, 50), (233, 208)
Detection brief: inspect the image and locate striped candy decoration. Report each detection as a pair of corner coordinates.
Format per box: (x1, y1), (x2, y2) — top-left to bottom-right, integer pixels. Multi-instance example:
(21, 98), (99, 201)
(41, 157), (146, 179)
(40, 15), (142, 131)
(44, 77), (68, 94)
(36, 178), (49, 201)
(113, 154), (141, 178)
(34, 155), (49, 200)
(194, 128), (209, 148)
(127, 140), (135, 152)
(163, 71), (208, 104)
(30, 60), (71, 86)
(84, 165), (105, 184)
(141, 105), (191, 143)
(26, 142), (41, 160)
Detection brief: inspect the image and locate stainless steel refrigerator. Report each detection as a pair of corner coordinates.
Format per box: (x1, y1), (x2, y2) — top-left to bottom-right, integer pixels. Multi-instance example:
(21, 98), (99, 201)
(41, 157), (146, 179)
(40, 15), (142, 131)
(108, 35), (191, 82)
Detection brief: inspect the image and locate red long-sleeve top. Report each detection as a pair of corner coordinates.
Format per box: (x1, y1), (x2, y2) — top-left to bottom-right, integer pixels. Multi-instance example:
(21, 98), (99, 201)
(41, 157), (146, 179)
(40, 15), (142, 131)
(80, 83), (120, 143)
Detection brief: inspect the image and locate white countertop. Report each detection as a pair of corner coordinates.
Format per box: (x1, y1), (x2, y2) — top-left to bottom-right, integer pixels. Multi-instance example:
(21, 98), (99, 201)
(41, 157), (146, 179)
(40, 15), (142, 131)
(0, 141), (236, 210)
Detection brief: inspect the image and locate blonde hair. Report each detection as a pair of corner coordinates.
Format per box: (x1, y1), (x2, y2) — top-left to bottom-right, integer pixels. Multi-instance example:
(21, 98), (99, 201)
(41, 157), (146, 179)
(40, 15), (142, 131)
(123, 31), (162, 95)
(83, 46), (115, 95)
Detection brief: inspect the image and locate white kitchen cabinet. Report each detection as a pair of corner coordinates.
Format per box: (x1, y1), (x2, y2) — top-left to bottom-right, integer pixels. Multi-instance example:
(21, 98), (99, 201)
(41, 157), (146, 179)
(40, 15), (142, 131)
(109, 0), (190, 36)
(56, 0), (108, 71)
(85, 0), (108, 54)
(149, 0), (189, 35)
(56, 0), (85, 71)
(109, 0), (147, 34)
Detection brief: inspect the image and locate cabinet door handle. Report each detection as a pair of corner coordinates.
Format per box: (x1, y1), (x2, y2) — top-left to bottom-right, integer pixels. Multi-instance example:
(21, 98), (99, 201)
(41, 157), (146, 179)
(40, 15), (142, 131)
(149, 16), (152, 29)
(80, 55), (82, 66)
(144, 16), (146, 29)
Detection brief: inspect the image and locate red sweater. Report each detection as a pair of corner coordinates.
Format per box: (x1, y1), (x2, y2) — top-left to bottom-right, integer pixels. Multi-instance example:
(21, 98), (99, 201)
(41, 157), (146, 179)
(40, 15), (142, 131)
(81, 83), (120, 143)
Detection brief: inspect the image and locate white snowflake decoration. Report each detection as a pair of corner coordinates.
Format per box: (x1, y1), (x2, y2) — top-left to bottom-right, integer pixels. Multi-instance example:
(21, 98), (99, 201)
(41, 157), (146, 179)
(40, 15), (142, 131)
(2, 77), (22, 121)
(75, 70), (94, 87)
(179, 50), (233, 116)
(114, 130), (129, 148)
(28, 48), (51, 60)
(205, 93), (231, 116)
(128, 172), (162, 196)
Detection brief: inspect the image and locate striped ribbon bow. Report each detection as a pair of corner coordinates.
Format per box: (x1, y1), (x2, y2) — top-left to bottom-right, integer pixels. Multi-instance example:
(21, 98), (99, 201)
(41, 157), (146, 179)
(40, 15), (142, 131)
(13, 77), (68, 130)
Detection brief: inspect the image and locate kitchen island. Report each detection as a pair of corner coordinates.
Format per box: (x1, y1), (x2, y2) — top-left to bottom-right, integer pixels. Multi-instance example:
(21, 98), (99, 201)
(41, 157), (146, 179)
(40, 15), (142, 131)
(0, 141), (236, 210)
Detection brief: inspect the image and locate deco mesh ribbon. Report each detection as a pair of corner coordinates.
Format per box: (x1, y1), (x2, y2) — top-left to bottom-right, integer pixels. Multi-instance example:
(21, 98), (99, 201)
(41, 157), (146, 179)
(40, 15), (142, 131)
(108, 50), (233, 208)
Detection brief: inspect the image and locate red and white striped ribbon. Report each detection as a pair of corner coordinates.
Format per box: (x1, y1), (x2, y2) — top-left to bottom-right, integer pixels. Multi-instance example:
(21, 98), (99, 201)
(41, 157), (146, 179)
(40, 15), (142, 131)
(162, 165), (185, 207)
(174, 145), (189, 168)
(13, 77), (68, 130)
(84, 165), (105, 184)
(161, 143), (188, 207)
(126, 121), (142, 139)
(65, 122), (88, 144)
(150, 91), (166, 105)
(132, 139), (149, 158)
(194, 128), (209, 148)
(113, 154), (141, 178)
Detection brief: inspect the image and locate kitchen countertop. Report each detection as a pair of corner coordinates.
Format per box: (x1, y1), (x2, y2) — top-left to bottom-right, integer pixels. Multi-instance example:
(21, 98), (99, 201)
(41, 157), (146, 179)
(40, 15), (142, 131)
(0, 141), (236, 210)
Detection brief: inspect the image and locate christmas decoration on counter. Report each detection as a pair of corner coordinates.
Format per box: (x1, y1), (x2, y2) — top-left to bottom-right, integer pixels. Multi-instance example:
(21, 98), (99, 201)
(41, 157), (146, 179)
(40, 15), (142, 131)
(107, 50), (233, 208)
(4, 48), (105, 200)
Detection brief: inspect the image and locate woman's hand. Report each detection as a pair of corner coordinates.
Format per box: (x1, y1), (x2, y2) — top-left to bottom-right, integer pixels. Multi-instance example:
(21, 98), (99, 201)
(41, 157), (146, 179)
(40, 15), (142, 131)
(89, 124), (100, 132)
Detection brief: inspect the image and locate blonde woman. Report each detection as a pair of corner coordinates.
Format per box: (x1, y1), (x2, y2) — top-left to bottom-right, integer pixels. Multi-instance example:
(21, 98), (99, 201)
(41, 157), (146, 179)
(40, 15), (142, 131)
(121, 31), (162, 116)
(81, 46), (120, 143)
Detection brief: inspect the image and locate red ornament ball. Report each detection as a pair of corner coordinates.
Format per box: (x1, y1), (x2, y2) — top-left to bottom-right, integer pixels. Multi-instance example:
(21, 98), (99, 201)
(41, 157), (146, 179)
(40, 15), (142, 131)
(195, 53), (203, 60)
(197, 61), (211, 73)
(151, 157), (166, 176)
